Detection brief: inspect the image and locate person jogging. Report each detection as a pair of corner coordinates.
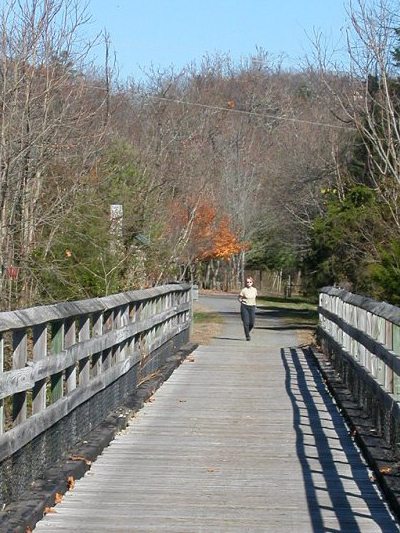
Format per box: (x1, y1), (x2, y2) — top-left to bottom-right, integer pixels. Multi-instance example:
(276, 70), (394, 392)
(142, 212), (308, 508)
(238, 277), (257, 341)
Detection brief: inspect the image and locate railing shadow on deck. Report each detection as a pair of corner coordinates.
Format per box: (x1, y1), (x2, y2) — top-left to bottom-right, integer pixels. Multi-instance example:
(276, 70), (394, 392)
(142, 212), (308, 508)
(281, 347), (399, 533)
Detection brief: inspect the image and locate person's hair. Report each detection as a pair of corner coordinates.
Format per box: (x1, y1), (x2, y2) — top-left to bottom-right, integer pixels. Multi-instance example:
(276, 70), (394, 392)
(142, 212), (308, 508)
(246, 277), (254, 283)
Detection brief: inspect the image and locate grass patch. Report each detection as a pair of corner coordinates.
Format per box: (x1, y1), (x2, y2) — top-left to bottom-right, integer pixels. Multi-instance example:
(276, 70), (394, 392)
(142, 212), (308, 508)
(191, 305), (224, 345)
(258, 294), (317, 309)
(194, 310), (224, 325)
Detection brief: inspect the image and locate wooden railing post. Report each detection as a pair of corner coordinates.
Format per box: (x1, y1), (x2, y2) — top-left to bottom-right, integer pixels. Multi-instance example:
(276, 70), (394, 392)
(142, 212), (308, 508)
(92, 312), (103, 377)
(114, 306), (122, 363)
(0, 333), (3, 434)
(127, 304), (135, 356)
(65, 318), (76, 394)
(358, 308), (367, 367)
(12, 329), (28, 425)
(32, 324), (48, 413)
(393, 324), (400, 399)
(385, 320), (393, 393)
(121, 304), (130, 359)
(102, 310), (113, 370)
(366, 311), (373, 374)
(78, 314), (90, 386)
(376, 316), (386, 386)
(51, 321), (64, 403)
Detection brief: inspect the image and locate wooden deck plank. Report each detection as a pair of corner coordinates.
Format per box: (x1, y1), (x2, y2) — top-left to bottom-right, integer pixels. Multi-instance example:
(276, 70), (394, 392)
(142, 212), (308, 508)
(34, 294), (400, 532)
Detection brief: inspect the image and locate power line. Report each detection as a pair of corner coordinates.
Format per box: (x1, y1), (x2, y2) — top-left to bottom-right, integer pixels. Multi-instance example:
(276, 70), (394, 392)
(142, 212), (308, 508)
(142, 94), (355, 131)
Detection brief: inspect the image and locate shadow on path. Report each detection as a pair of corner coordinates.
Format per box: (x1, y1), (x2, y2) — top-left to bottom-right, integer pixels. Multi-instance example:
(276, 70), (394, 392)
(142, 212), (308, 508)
(212, 336), (247, 341)
(256, 324), (316, 331)
(257, 305), (318, 328)
(281, 347), (399, 533)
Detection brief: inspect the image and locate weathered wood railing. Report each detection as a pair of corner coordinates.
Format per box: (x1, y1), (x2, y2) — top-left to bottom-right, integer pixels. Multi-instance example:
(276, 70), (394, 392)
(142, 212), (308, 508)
(0, 283), (191, 505)
(319, 286), (400, 451)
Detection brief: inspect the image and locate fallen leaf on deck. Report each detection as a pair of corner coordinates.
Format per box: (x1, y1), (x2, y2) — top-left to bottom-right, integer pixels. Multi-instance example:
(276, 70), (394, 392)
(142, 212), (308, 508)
(55, 493), (63, 504)
(379, 466), (392, 474)
(67, 476), (75, 490)
(43, 507), (56, 515)
(69, 455), (92, 466)
(179, 399), (187, 403)
(187, 356), (195, 362)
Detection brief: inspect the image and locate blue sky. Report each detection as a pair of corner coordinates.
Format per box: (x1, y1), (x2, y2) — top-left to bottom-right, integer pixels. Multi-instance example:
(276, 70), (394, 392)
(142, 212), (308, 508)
(86, 0), (352, 81)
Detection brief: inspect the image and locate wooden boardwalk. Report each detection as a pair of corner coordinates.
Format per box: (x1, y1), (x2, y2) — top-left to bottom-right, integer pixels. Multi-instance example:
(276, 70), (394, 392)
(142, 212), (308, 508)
(34, 295), (400, 532)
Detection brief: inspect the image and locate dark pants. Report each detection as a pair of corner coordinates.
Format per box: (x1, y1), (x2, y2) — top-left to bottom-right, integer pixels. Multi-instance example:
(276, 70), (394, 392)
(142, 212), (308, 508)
(241, 303), (255, 339)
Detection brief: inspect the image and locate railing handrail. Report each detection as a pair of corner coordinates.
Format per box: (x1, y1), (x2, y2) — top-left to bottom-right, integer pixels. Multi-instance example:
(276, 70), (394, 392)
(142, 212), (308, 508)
(0, 284), (190, 332)
(318, 286), (400, 454)
(320, 286), (400, 327)
(319, 287), (399, 373)
(0, 283), (192, 464)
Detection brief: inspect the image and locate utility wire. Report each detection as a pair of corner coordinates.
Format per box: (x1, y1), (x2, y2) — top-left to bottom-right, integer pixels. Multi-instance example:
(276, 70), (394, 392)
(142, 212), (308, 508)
(142, 94), (356, 131)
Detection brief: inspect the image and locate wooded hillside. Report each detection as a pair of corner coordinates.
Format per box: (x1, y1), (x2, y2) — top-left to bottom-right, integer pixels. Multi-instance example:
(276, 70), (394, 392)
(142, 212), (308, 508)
(1, 0), (400, 309)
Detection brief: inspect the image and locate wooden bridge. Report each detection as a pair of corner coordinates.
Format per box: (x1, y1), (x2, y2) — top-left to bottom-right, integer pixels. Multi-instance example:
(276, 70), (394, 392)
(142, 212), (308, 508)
(1, 287), (400, 531)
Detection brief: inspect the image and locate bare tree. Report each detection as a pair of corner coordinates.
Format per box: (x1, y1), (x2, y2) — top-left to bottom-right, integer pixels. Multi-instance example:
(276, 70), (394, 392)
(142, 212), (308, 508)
(314, 1), (400, 210)
(0, 0), (109, 308)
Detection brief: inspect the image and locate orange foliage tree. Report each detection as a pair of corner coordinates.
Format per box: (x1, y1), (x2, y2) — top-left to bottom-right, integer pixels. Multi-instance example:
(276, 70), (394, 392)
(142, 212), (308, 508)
(171, 200), (248, 285)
